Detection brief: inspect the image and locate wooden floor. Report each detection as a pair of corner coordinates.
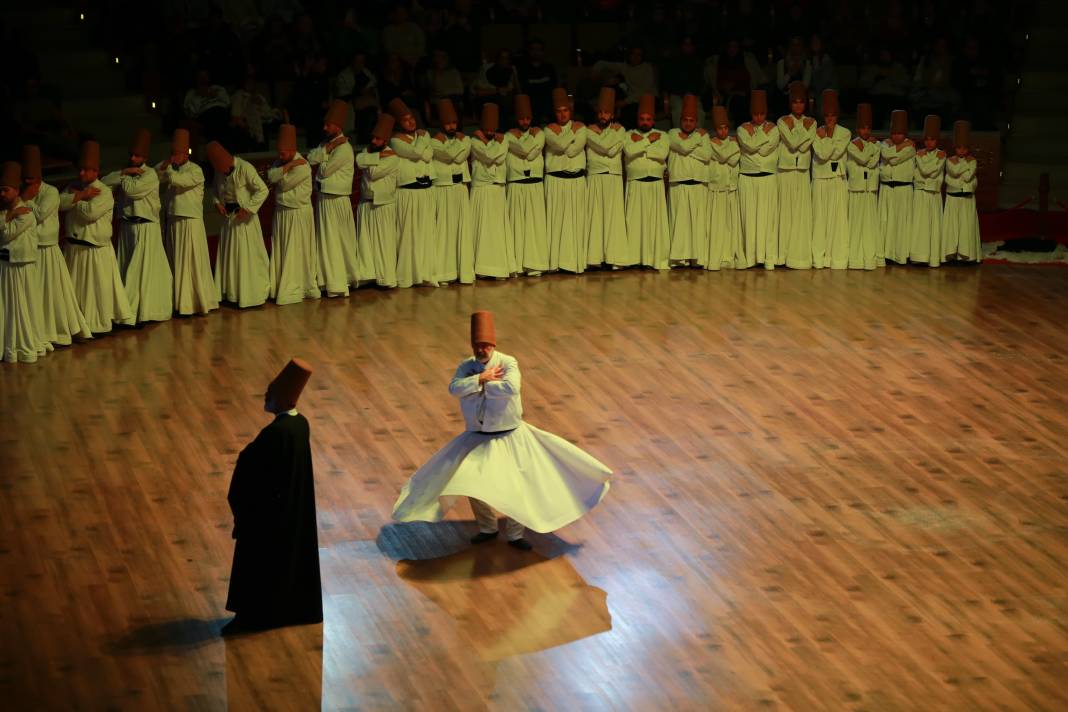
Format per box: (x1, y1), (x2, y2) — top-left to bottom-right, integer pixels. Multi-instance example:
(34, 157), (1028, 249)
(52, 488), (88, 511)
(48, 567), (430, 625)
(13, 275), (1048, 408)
(2, 265), (1067, 711)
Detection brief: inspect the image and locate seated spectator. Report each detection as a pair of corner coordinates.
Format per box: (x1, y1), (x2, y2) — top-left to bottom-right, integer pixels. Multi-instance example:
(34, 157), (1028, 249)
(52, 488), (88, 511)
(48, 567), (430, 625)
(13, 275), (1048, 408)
(775, 36), (812, 116)
(423, 49), (465, 123)
(912, 36), (957, 123)
(705, 38), (766, 128)
(336, 50), (380, 143)
(662, 36), (706, 128)
(379, 54), (424, 125)
(501, 0), (538, 21)
(260, 0), (303, 23)
(290, 53), (332, 145)
(620, 45), (657, 127)
(291, 13), (323, 60)
(954, 37), (999, 130)
(184, 70), (232, 142)
(859, 47), (910, 129)
(473, 49), (521, 124)
(382, 5), (426, 68)
(328, 7), (379, 66)
(809, 35), (838, 116)
(231, 70), (283, 150)
(440, 4), (480, 75)
(197, 16), (244, 87)
(255, 15), (297, 91)
(517, 39), (557, 124)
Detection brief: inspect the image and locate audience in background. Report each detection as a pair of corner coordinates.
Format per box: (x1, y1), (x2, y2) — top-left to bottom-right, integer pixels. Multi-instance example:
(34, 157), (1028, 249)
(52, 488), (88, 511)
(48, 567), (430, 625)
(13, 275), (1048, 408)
(0, 1), (1021, 170)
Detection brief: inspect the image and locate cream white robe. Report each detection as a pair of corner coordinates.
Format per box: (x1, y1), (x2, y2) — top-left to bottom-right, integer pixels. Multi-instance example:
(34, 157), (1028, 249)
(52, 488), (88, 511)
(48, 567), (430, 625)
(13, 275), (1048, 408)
(356, 148), (400, 288)
(912, 149), (946, 266)
(431, 132), (474, 284)
(391, 130), (438, 287)
(212, 157), (270, 308)
(943, 156), (981, 262)
(392, 350), (612, 533)
(846, 138), (881, 270)
(737, 121), (780, 268)
(26, 182), (91, 343)
(60, 180), (135, 333)
(544, 121), (588, 273)
(158, 160), (219, 315)
(624, 129), (670, 270)
(0, 202), (49, 362)
(308, 138), (358, 296)
(267, 154), (319, 304)
(777, 114), (816, 269)
(707, 137), (743, 270)
(104, 165), (173, 322)
(667, 128), (711, 265)
(812, 124), (852, 269)
(879, 139), (916, 265)
(585, 124), (631, 267)
(471, 136), (514, 278)
(506, 128), (548, 273)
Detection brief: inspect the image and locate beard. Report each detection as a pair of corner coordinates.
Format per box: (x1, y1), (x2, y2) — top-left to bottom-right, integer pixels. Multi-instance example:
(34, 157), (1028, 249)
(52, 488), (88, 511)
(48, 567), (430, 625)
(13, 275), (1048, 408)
(446, 129), (456, 138)
(368, 142), (383, 153)
(598, 118), (609, 128)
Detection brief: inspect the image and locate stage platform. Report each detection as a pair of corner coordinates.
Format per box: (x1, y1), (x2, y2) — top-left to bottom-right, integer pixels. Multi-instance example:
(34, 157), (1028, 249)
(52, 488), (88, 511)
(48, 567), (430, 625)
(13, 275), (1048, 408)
(2, 265), (1066, 710)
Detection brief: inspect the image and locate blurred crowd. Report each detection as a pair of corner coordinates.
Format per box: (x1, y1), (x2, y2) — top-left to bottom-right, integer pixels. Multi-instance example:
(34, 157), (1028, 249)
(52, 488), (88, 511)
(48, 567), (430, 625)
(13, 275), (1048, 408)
(1, 0), (1018, 162)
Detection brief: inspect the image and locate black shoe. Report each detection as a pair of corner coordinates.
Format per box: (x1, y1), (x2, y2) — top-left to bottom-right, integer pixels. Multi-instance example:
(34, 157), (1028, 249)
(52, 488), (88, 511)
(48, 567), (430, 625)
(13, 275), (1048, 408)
(507, 538), (533, 551)
(470, 531), (498, 544)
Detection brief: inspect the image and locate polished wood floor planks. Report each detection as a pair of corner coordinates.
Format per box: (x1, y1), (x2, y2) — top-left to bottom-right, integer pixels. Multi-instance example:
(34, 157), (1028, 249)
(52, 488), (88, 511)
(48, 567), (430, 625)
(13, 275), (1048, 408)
(1, 265), (1066, 710)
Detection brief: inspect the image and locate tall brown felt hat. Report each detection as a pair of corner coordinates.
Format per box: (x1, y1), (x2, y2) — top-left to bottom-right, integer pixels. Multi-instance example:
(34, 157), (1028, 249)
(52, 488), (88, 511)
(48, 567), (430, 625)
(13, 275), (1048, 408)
(269, 358), (313, 410)
(471, 311), (496, 345)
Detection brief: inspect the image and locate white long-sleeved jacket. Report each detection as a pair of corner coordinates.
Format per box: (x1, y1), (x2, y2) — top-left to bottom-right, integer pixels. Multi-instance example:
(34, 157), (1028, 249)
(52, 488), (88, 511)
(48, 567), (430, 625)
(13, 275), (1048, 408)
(431, 133), (471, 186)
(357, 149), (399, 205)
(390, 130), (434, 186)
(505, 128), (545, 181)
(586, 125), (625, 176)
(267, 153), (312, 209)
(624, 130), (669, 180)
(846, 138), (880, 192)
(667, 129), (711, 183)
(102, 164), (161, 222)
(158, 160), (206, 218)
(59, 179), (114, 246)
(879, 140), (916, 183)
(812, 124), (851, 180)
(544, 121), (587, 173)
(26, 182), (60, 246)
(448, 350), (523, 432)
(737, 122), (780, 174)
(0, 199), (38, 263)
(307, 139), (355, 196)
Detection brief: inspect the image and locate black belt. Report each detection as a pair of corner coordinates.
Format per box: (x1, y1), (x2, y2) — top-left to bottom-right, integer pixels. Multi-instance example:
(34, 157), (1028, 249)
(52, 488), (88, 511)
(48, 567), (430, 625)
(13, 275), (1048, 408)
(672, 179), (704, 186)
(742, 172), (774, 178)
(121, 215), (151, 223)
(401, 177), (433, 189)
(478, 427), (518, 435)
(66, 238), (97, 247)
(881, 181), (912, 188)
(548, 170), (586, 179)
(947, 191), (974, 198)
(634, 176), (662, 183)
(224, 202), (241, 214)
(0, 250), (8, 262)
(509, 177), (543, 184)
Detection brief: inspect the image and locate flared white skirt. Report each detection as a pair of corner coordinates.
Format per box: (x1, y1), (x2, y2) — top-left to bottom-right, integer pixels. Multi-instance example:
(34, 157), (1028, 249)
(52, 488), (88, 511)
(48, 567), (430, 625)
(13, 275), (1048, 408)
(392, 422), (611, 533)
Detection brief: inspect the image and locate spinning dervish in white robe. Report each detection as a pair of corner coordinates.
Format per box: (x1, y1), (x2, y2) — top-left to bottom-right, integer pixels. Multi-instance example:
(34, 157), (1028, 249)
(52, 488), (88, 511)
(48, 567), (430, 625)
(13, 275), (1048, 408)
(393, 311), (611, 550)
